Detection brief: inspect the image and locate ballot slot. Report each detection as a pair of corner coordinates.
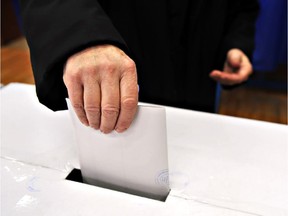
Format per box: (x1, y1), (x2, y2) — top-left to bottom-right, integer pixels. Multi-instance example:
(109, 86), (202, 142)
(65, 168), (170, 202)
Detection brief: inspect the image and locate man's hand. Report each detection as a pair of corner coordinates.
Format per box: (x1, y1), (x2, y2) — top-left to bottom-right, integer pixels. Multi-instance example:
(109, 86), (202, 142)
(209, 48), (253, 85)
(63, 45), (138, 134)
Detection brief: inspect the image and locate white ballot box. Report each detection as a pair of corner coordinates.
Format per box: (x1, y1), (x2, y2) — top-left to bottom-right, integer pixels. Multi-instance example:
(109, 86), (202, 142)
(1, 83), (287, 216)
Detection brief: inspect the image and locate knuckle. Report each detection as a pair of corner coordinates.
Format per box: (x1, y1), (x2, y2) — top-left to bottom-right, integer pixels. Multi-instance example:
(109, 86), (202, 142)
(124, 59), (136, 72)
(127, 59), (136, 68)
(81, 67), (99, 79)
(121, 97), (137, 110)
(73, 103), (84, 111)
(98, 63), (117, 79)
(102, 105), (119, 119)
(65, 64), (100, 81)
(64, 71), (81, 86)
(85, 105), (101, 115)
(99, 61), (116, 72)
(122, 57), (136, 73)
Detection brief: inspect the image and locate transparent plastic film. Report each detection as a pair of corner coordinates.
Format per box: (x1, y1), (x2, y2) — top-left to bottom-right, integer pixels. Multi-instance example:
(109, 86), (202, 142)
(1, 158), (67, 216)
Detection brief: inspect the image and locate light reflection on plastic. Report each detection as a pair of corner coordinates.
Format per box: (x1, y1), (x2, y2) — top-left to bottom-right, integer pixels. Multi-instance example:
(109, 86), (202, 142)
(16, 195), (38, 208)
(13, 175), (28, 182)
(169, 171), (190, 192)
(4, 166), (11, 172)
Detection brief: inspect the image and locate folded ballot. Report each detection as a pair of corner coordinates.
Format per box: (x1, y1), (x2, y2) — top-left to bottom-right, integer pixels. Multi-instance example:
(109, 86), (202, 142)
(66, 99), (170, 200)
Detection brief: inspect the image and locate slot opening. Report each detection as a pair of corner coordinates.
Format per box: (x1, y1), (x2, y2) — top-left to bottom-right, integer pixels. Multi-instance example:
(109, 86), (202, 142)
(66, 168), (170, 202)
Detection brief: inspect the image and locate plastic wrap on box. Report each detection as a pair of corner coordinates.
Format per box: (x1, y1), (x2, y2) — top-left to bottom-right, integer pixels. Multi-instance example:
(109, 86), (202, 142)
(2, 158), (261, 216)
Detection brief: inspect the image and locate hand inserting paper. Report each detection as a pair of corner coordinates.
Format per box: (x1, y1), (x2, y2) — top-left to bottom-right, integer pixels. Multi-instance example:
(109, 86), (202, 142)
(63, 44), (138, 134)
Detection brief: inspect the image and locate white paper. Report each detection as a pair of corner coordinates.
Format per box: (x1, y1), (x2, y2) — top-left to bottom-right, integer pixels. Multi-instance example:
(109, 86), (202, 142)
(66, 99), (170, 200)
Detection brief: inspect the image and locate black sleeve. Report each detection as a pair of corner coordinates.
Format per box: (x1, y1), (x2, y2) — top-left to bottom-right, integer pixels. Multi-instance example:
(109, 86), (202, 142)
(219, 0), (259, 90)
(19, 0), (129, 111)
(221, 0), (259, 61)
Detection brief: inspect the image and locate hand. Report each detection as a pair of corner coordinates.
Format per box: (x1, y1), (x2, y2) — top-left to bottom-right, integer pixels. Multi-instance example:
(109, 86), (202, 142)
(63, 45), (138, 134)
(209, 48), (253, 85)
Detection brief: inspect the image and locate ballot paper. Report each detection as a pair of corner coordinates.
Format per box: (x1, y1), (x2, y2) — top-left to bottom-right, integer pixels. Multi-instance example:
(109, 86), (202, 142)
(66, 99), (170, 201)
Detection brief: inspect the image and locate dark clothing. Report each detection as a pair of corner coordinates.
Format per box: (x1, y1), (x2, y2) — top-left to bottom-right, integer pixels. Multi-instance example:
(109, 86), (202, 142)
(19, 0), (259, 112)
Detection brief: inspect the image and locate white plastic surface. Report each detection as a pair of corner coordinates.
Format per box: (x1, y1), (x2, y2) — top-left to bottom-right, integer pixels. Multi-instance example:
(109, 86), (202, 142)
(1, 83), (288, 216)
(0, 84), (78, 172)
(165, 108), (288, 215)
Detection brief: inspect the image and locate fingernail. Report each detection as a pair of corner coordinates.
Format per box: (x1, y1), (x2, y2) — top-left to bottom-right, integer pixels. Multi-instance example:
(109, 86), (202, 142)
(91, 126), (99, 130)
(100, 129), (111, 134)
(82, 121), (89, 127)
(115, 127), (127, 133)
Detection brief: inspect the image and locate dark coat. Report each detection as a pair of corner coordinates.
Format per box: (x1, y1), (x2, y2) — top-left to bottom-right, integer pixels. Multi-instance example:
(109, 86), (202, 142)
(20, 0), (259, 112)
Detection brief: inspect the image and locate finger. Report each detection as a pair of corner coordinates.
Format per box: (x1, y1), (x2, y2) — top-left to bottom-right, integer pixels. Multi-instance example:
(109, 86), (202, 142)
(67, 82), (89, 126)
(83, 80), (101, 130)
(100, 74), (120, 134)
(115, 70), (138, 133)
(210, 70), (244, 85)
(227, 49), (243, 68)
(238, 56), (253, 77)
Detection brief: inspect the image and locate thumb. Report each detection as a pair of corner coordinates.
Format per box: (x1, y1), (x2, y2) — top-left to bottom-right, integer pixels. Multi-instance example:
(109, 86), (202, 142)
(227, 49), (242, 68)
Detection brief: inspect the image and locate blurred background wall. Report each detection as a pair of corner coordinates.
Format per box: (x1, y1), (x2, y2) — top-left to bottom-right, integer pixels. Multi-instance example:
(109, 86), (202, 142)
(250, 0), (287, 91)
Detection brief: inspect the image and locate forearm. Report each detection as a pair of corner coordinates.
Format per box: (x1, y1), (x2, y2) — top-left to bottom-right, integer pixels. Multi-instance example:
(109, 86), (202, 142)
(221, 0), (259, 60)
